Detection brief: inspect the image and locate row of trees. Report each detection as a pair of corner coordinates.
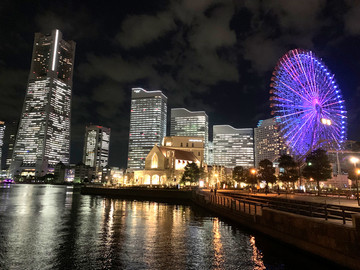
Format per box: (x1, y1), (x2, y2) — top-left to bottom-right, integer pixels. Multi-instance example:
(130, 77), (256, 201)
(181, 148), (334, 195)
(235, 149), (333, 194)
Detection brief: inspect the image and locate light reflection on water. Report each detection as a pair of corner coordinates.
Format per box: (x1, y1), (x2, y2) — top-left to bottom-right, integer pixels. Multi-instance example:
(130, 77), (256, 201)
(0, 184), (339, 270)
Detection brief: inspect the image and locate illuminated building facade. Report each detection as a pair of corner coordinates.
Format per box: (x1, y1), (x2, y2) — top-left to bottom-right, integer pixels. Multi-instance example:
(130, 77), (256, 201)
(0, 121), (5, 170)
(133, 145), (200, 185)
(207, 141), (214, 165)
(10, 29), (75, 177)
(213, 125), (254, 168)
(162, 136), (205, 164)
(83, 125), (111, 169)
(4, 121), (18, 170)
(254, 118), (288, 167)
(170, 108), (209, 162)
(127, 88), (167, 170)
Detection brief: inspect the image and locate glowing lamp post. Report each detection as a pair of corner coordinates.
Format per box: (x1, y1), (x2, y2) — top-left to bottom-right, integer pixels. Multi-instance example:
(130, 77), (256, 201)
(350, 157), (360, 206)
(250, 169), (257, 192)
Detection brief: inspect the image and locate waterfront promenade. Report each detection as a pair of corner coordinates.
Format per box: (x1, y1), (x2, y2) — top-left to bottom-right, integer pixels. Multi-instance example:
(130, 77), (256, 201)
(217, 189), (360, 208)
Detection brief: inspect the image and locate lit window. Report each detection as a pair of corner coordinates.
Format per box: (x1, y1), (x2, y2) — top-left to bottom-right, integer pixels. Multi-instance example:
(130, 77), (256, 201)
(151, 153), (158, 168)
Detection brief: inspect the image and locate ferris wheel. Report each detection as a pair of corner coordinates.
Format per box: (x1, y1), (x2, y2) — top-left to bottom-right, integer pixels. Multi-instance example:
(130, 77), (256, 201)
(270, 49), (347, 158)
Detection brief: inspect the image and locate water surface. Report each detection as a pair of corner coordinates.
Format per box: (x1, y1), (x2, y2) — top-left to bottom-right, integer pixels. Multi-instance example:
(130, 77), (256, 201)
(0, 184), (341, 269)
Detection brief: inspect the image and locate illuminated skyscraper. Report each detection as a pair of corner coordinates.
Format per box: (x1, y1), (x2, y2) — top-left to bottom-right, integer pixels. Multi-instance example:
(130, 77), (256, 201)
(10, 29), (75, 177)
(254, 118), (288, 167)
(170, 108), (209, 162)
(83, 125), (111, 169)
(0, 121), (5, 170)
(213, 125), (254, 168)
(4, 121), (18, 170)
(127, 88), (167, 170)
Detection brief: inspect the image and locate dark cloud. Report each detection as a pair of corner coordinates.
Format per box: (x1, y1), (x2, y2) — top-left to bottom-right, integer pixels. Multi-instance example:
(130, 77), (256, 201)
(1, 0), (360, 167)
(116, 12), (176, 49)
(344, 1), (360, 35)
(0, 69), (27, 119)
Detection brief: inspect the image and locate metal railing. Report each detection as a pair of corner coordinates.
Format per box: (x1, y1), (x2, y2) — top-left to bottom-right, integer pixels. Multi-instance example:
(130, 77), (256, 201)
(218, 192), (360, 225)
(197, 190), (265, 216)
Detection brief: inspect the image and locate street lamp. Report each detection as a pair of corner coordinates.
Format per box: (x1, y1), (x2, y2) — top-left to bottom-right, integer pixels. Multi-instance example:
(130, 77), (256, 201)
(250, 169), (258, 193)
(350, 157), (360, 206)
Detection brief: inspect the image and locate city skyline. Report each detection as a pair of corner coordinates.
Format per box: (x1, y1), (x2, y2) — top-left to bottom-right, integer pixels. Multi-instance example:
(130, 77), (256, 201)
(2, 1), (360, 168)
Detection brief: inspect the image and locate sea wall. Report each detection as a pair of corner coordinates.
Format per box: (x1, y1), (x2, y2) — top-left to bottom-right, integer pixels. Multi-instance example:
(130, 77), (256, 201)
(193, 191), (360, 270)
(81, 186), (193, 202)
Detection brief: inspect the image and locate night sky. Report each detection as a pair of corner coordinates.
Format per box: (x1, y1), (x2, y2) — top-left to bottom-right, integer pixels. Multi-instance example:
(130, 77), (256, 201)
(1, 0), (360, 168)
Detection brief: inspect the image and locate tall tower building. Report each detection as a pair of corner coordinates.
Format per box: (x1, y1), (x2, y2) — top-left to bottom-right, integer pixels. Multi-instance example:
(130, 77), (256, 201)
(254, 118), (288, 167)
(213, 125), (254, 168)
(4, 121), (18, 170)
(0, 121), (5, 170)
(83, 125), (111, 169)
(10, 29), (75, 177)
(170, 108), (209, 162)
(127, 88), (167, 170)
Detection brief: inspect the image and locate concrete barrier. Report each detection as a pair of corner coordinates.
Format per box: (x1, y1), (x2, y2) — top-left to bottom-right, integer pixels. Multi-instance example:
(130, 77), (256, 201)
(81, 186), (193, 202)
(193, 191), (360, 269)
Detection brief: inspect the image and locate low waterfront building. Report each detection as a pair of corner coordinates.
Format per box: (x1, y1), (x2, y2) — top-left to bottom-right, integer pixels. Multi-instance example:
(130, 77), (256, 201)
(162, 136), (205, 165)
(133, 145), (200, 185)
(74, 162), (94, 183)
(54, 161), (67, 183)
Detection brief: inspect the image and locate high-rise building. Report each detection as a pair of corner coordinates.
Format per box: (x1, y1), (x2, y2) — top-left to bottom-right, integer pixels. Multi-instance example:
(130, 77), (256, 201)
(170, 108), (209, 162)
(10, 29), (75, 177)
(254, 118), (288, 167)
(0, 121), (5, 170)
(127, 88), (167, 170)
(83, 125), (111, 169)
(207, 141), (214, 165)
(213, 125), (254, 168)
(4, 121), (18, 170)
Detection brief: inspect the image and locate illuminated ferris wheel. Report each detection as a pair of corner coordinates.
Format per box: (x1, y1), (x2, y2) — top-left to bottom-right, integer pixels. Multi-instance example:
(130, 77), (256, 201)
(270, 49), (347, 158)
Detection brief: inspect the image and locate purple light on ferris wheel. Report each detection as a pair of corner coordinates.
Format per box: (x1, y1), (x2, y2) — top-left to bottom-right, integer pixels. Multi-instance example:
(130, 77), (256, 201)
(269, 49), (347, 158)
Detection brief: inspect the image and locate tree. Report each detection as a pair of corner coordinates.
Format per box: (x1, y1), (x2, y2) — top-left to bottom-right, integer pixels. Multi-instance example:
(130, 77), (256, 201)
(302, 149), (332, 195)
(278, 154), (299, 188)
(220, 169), (234, 188)
(258, 159), (277, 185)
(181, 162), (201, 185)
(348, 168), (358, 186)
(246, 168), (258, 187)
(233, 166), (248, 183)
